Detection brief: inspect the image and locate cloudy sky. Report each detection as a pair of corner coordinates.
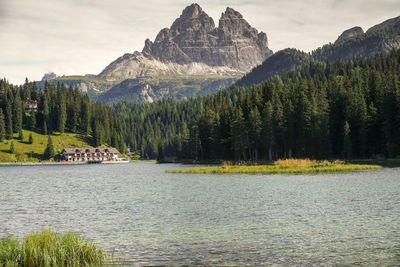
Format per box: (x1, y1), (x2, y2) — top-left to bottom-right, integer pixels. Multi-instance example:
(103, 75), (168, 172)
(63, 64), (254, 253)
(0, 0), (399, 84)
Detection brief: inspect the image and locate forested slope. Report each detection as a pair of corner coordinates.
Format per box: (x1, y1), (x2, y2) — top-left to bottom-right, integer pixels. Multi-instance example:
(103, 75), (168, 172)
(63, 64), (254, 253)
(0, 79), (126, 158)
(237, 21), (400, 87)
(114, 49), (400, 160)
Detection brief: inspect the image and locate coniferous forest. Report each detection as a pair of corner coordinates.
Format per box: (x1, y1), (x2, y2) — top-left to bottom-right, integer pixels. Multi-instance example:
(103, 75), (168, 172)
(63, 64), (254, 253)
(0, 80), (126, 154)
(114, 49), (400, 161)
(2, 50), (400, 161)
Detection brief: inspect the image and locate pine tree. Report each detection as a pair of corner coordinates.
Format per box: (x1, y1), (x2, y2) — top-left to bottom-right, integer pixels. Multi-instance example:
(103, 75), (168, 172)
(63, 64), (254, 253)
(81, 96), (91, 135)
(157, 141), (165, 162)
(28, 111), (36, 130)
(10, 141), (15, 154)
(18, 129), (23, 141)
(343, 121), (352, 159)
(262, 101), (275, 161)
(93, 122), (104, 147)
(180, 123), (190, 159)
(0, 108), (5, 142)
(230, 107), (246, 161)
(29, 133), (33, 144)
(58, 93), (67, 134)
(6, 103), (13, 140)
(248, 106), (262, 160)
(44, 136), (55, 159)
(42, 93), (49, 134)
(43, 121), (47, 135)
(12, 91), (23, 134)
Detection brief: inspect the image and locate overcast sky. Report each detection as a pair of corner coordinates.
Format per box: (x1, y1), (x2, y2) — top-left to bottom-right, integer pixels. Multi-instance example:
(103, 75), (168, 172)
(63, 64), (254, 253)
(0, 0), (399, 84)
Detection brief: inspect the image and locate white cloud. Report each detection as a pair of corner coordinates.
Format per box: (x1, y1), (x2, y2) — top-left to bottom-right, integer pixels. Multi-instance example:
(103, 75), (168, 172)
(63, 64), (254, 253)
(0, 0), (399, 84)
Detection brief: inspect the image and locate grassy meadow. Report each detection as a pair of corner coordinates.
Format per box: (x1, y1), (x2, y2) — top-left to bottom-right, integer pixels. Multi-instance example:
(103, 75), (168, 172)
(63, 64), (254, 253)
(0, 130), (92, 162)
(166, 159), (382, 175)
(0, 230), (106, 267)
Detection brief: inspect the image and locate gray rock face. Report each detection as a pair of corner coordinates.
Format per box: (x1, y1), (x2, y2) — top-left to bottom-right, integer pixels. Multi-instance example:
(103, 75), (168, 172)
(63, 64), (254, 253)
(367, 16), (400, 33)
(337, 26), (364, 42)
(41, 72), (57, 81)
(141, 3), (272, 72)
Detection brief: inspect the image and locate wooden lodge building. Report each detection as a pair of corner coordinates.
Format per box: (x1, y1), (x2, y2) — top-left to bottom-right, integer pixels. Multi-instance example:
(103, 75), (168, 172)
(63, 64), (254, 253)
(61, 147), (120, 162)
(23, 100), (38, 112)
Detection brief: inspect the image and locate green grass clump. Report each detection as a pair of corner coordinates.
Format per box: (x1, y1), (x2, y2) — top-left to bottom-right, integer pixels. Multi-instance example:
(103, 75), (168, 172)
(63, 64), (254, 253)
(0, 237), (20, 266)
(166, 159), (382, 175)
(0, 230), (106, 267)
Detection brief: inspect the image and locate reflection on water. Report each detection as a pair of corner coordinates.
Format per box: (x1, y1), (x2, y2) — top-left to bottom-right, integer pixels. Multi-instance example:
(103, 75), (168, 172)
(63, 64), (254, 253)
(0, 163), (399, 266)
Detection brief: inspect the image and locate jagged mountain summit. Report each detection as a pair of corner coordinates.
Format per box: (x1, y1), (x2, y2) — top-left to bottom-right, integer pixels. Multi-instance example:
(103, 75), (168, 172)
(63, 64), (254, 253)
(41, 72), (57, 81)
(143, 4), (271, 70)
(98, 3), (272, 81)
(39, 3), (272, 102)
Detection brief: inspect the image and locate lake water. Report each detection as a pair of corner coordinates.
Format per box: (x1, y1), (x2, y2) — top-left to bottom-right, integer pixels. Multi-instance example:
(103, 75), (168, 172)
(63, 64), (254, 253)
(0, 162), (399, 266)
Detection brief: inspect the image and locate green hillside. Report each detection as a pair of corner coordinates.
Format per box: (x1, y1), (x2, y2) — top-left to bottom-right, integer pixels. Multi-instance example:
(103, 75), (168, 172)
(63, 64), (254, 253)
(0, 130), (92, 162)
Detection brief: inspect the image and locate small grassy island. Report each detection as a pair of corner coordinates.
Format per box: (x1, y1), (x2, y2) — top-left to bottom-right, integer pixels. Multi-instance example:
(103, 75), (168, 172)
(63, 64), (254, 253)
(166, 159), (382, 175)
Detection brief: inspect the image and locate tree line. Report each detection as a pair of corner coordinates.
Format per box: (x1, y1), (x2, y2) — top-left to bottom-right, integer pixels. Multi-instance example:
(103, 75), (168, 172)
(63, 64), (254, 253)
(113, 49), (400, 161)
(236, 27), (400, 88)
(0, 79), (126, 156)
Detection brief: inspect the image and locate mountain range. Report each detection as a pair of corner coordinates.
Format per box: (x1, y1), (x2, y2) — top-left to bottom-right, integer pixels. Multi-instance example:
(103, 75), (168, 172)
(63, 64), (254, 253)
(236, 15), (400, 86)
(40, 4), (271, 103)
(39, 4), (400, 103)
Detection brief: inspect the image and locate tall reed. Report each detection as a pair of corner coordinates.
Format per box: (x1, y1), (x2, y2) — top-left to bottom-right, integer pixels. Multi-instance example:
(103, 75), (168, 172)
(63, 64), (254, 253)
(0, 229), (106, 267)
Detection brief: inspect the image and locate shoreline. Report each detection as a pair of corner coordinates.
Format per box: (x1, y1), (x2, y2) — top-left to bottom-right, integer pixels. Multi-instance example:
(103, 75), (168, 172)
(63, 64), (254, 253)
(0, 161), (130, 166)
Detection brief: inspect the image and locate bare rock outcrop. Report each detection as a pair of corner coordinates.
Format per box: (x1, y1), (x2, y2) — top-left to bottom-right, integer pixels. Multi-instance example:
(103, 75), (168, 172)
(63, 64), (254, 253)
(143, 4), (272, 71)
(337, 26), (364, 42)
(98, 3), (272, 80)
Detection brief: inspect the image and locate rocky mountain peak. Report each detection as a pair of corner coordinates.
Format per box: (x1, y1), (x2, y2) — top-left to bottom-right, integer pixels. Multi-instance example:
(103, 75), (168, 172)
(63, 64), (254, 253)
(41, 72), (57, 81)
(336, 26), (364, 42)
(218, 6), (267, 47)
(139, 3), (272, 72)
(221, 7), (243, 20)
(181, 3), (203, 18)
(170, 3), (215, 33)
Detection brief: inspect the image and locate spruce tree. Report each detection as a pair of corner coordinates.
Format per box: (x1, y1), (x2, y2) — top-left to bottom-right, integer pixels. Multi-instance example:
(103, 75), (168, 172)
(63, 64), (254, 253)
(12, 91), (23, 134)
(58, 94), (67, 134)
(248, 106), (262, 160)
(44, 136), (55, 159)
(262, 101), (275, 161)
(81, 96), (91, 135)
(10, 141), (15, 154)
(230, 107), (245, 161)
(343, 121), (353, 159)
(6, 103), (13, 140)
(29, 133), (33, 144)
(157, 142), (165, 162)
(43, 121), (47, 135)
(0, 108), (5, 142)
(18, 129), (23, 141)
(29, 111), (36, 130)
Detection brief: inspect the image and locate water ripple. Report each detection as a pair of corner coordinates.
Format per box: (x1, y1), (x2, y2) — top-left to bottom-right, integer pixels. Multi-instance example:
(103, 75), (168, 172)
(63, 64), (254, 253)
(0, 163), (399, 266)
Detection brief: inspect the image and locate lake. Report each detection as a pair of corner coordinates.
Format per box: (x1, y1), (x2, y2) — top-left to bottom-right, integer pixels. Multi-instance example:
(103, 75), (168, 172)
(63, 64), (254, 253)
(0, 162), (399, 266)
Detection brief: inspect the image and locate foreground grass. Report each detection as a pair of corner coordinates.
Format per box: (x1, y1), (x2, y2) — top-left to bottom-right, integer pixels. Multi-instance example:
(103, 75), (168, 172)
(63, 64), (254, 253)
(166, 159), (382, 175)
(0, 230), (107, 267)
(0, 130), (92, 162)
